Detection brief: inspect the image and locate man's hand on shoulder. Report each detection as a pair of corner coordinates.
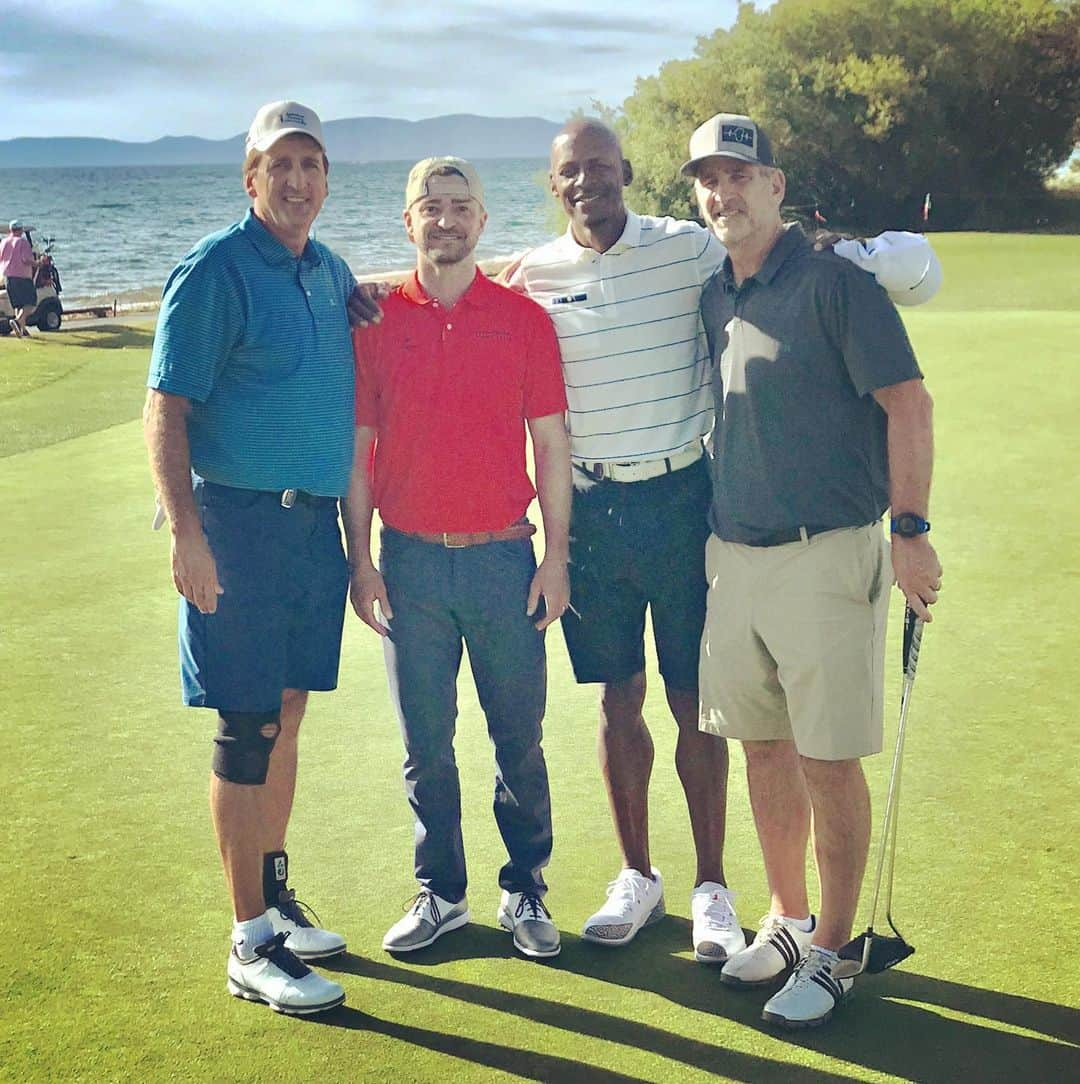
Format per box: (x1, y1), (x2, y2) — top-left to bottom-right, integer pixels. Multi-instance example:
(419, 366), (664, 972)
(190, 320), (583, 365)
(172, 526), (223, 614)
(348, 282), (390, 328)
(527, 557), (570, 631)
(812, 228), (852, 252)
(891, 535), (942, 622)
(350, 562), (393, 635)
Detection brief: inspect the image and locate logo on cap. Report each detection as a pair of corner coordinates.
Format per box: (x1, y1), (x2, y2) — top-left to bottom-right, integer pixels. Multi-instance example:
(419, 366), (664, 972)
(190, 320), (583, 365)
(281, 111), (308, 127)
(722, 124), (755, 148)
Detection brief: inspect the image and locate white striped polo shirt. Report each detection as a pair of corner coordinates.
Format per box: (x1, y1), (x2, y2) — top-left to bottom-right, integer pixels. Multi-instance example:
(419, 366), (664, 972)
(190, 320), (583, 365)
(511, 213), (723, 463)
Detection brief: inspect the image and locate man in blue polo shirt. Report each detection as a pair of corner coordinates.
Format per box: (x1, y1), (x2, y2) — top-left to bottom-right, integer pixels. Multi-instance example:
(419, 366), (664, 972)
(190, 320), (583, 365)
(145, 100), (355, 1015)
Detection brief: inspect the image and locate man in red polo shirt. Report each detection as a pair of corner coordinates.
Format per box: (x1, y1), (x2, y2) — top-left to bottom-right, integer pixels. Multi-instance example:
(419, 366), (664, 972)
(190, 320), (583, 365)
(345, 157), (572, 960)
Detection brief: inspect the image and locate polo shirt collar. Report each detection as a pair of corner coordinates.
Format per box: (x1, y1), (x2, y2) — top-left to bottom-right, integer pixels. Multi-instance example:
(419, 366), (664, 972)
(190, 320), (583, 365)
(401, 266), (488, 307)
(242, 209), (322, 268)
(720, 221), (807, 291)
(754, 222), (806, 284)
(560, 210), (643, 263)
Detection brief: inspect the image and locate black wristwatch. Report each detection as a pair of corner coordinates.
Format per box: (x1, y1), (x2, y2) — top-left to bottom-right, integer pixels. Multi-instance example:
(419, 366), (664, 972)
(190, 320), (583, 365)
(890, 513), (931, 538)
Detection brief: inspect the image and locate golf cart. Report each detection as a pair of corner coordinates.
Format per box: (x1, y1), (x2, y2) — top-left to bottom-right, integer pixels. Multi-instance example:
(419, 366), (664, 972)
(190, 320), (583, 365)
(0, 228), (64, 334)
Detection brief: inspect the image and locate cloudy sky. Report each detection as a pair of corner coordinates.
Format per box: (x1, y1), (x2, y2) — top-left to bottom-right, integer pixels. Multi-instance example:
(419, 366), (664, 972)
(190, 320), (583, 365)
(3, 0), (748, 142)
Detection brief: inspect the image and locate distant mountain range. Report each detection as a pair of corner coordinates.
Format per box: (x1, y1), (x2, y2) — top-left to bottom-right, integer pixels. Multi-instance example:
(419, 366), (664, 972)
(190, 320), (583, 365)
(0, 114), (563, 168)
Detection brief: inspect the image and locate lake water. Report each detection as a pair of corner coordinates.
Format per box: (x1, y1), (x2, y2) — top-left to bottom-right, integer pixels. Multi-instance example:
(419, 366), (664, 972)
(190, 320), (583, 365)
(0, 158), (559, 303)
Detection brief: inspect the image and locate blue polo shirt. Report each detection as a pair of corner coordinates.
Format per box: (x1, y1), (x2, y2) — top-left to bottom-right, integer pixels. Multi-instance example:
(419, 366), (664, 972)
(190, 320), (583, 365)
(148, 209), (356, 496)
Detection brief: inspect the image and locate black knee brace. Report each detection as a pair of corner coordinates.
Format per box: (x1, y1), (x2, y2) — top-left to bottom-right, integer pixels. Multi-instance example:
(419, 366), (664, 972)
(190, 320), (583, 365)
(212, 710), (281, 785)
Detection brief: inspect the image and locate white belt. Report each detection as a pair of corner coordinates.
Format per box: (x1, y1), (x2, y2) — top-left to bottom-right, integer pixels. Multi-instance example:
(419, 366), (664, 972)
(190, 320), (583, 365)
(572, 443), (703, 484)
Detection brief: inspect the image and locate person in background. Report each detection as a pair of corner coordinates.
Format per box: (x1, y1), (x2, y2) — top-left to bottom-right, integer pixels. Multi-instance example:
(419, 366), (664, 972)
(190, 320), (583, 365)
(1, 220), (38, 337)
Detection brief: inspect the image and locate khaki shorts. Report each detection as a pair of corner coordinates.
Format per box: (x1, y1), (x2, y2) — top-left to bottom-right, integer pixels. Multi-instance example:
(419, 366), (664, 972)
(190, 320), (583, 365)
(698, 524), (891, 760)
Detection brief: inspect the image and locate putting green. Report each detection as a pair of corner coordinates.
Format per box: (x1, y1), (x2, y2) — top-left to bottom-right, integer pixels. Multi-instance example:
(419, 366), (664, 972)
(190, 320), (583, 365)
(1, 234), (1077, 1081)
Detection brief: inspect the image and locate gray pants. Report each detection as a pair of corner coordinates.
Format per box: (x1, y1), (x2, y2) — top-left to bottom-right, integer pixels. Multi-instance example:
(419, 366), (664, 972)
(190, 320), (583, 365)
(380, 526), (553, 903)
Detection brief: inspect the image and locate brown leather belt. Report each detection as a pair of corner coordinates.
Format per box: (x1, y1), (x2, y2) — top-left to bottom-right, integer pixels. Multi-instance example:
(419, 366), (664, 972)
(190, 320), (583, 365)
(402, 523), (536, 548)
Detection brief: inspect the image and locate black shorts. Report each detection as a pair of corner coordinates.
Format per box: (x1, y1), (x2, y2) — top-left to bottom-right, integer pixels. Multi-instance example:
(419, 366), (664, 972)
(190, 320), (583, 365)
(561, 456), (711, 690)
(4, 277), (36, 309)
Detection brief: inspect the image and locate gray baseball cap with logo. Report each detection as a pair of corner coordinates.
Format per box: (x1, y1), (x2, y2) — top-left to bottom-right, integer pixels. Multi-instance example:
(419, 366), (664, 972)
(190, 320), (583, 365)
(681, 113), (775, 176)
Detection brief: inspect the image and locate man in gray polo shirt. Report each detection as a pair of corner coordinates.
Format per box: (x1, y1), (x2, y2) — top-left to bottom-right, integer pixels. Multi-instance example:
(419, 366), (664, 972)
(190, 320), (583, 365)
(687, 113), (942, 1029)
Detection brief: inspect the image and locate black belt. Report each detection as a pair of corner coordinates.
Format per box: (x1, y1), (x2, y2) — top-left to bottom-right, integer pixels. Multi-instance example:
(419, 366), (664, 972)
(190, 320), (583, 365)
(279, 488), (335, 509)
(196, 481), (336, 509)
(743, 525), (835, 547)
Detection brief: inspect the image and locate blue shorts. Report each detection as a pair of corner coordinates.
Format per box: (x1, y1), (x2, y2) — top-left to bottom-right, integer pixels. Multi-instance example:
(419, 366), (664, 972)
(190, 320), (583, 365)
(179, 481), (349, 711)
(561, 456), (711, 690)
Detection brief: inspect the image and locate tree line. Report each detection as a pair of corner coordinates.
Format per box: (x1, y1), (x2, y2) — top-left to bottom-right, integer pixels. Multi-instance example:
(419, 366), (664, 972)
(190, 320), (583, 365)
(614, 0), (1080, 231)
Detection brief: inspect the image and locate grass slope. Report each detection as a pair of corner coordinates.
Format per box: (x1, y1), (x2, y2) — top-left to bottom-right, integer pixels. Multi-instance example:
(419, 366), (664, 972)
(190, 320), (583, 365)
(1, 234), (1078, 1082)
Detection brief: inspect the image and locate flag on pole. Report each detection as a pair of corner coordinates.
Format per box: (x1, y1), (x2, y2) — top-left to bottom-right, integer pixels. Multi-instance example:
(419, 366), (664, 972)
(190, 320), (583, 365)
(922, 193), (932, 222)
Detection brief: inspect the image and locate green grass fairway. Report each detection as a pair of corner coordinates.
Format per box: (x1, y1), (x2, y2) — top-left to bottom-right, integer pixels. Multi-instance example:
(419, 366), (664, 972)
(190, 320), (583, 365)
(2, 233), (1078, 1081)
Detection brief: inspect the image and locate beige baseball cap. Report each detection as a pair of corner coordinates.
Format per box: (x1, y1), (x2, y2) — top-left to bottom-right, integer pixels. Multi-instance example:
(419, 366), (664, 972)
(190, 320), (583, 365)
(405, 157), (485, 210)
(245, 100), (326, 156)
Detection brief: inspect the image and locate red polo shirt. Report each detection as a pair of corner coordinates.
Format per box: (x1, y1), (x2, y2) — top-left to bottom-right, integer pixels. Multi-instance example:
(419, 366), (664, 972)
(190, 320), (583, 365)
(354, 269), (567, 533)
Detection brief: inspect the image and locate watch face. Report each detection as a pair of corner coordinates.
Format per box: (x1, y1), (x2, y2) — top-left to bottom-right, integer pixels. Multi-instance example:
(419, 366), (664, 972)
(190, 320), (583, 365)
(893, 513), (928, 537)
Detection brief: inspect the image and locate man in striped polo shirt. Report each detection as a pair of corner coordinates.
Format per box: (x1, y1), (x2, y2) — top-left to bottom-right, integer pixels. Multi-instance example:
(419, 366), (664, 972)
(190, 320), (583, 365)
(508, 118), (940, 962)
(145, 101), (355, 1015)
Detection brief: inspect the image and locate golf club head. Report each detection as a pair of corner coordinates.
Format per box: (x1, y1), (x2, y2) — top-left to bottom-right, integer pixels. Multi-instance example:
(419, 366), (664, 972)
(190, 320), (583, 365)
(837, 931), (915, 976)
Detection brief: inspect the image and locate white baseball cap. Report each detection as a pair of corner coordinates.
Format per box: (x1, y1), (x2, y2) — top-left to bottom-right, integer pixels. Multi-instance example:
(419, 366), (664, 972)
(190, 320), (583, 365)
(245, 100), (326, 156)
(832, 232), (943, 306)
(9, 219), (23, 230)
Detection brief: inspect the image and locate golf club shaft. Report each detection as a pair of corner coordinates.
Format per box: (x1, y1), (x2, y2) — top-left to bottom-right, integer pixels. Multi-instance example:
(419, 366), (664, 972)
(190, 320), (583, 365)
(864, 608), (924, 928)
(882, 679), (913, 918)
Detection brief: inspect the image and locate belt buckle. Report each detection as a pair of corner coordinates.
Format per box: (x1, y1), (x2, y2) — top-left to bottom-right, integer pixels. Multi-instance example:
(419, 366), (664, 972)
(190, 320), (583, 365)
(442, 532), (467, 549)
(589, 462), (607, 481)
(281, 488), (297, 509)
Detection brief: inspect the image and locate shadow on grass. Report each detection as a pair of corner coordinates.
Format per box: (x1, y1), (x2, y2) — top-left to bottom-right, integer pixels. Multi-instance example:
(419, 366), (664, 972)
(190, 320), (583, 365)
(61, 326), (156, 350)
(319, 917), (1079, 1083)
(312, 1005), (647, 1082)
(322, 939), (850, 1083)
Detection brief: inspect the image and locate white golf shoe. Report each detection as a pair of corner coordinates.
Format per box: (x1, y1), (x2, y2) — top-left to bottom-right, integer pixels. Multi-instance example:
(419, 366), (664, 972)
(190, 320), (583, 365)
(268, 890), (347, 960)
(690, 882), (745, 964)
(226, 933), (345, 1015)
(721, 913), (815, 987)
(762, 947), (853, 1029)
(581, 867), (665, 946)
(382, 890), (470, 952)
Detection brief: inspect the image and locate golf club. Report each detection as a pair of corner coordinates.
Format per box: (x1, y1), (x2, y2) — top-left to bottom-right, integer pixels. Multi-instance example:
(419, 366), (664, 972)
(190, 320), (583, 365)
(836, 604), (925, 978)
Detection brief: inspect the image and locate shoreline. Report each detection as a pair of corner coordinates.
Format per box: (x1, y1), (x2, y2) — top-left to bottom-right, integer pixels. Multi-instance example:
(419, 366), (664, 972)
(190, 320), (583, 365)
(60, 256), (518, 322)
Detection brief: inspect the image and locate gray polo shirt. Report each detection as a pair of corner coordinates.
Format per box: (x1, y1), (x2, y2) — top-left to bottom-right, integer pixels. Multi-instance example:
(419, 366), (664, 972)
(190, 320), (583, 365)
(701, 223), (922, 543)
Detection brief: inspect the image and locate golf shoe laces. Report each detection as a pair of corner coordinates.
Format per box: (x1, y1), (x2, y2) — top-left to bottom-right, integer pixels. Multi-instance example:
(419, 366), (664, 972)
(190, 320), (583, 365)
(513, 891), (551, 922)
(275, 889), (323, 930)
